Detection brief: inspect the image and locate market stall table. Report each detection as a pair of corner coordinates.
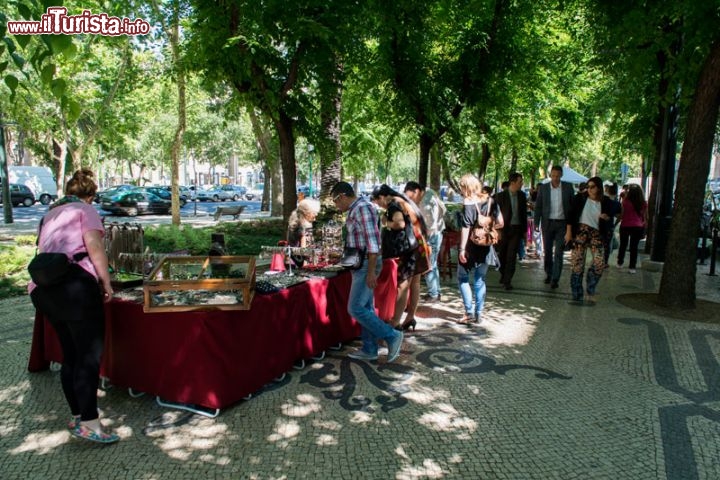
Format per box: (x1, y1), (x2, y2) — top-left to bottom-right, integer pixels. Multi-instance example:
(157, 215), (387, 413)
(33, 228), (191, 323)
(28, 260), (399, 413)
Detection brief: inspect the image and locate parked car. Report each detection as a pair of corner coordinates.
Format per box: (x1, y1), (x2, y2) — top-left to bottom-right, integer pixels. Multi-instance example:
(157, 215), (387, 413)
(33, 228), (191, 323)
(297, 185), (310, 196)
(9, 166), (57, 205)
(95, 184), (135, 203)
(196, 186), (233, 202)
(147, 186), (186, 207)
(245, 183), (264, 201)
(220, 184), (248, 201)
(162, 185), (195, 203)
(0, 183), (36, 207)
(100, 189), (171, 216)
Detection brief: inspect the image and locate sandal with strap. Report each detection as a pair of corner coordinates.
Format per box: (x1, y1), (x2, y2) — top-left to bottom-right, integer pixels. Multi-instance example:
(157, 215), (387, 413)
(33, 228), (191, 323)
(67, 415), (81, 430)
(71, 424), (120, 444)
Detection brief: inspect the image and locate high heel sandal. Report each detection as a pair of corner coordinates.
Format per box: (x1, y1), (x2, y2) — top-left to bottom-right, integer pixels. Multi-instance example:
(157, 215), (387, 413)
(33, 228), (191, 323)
(400, 318), (417, 331)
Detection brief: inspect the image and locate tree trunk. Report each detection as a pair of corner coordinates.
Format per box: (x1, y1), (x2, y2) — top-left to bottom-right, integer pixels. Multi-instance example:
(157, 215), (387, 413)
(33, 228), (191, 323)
(429, 144), (441, 191)
(477, 123), (491, 182)
(247, 107), (277, 213)
(658, 40), (720, 309)
(274, 110), (297, 223)
(269, 162), (282, 216)
(418, 132), (434, 187)
(54, 136), (67, 198)
(319, 59), (343, 202)
(645, 117), (663, 254)
(442, 151), (460, 193)
(479, 142), (491, 182)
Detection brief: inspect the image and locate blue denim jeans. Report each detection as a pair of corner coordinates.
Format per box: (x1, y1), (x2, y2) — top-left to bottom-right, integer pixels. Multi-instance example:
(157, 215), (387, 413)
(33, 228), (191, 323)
(348, 258), (399, 355)
(424, 232), (443, 298)
(457, 262), (489, 316)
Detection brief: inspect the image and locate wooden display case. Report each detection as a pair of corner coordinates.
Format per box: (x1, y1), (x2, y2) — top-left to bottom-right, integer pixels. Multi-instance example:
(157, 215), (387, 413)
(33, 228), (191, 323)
(143, 255), (256, 312)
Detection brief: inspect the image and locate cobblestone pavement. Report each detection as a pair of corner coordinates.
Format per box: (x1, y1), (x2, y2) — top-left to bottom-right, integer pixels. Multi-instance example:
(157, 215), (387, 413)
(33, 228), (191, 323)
(1, 252), (719, 480)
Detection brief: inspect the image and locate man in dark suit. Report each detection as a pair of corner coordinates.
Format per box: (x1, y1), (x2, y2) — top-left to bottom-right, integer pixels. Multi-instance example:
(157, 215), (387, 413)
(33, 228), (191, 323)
(495, 172), (527, 290)
(533, 165), (575, 288)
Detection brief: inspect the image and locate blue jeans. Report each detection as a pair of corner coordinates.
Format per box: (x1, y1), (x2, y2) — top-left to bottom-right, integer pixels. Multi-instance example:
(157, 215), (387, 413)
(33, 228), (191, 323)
(457, 262), (489, 316)
(424, 232), (442, 298)
(348, 258), (399, 355)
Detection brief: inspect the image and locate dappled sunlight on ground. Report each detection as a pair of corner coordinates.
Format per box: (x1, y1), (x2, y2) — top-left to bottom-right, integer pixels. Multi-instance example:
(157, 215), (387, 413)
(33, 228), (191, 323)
(280, 393), (322, 417)
(479, 301), (545, 349)
(395, 447), (447, 480)
(402, 382), (450, 406)
(417, 402), (478, 439)
(9, 429), (69, 454)
(267, 418), (301, 447)
(145, 415), (231, 462)
(0, 381), (29, 407)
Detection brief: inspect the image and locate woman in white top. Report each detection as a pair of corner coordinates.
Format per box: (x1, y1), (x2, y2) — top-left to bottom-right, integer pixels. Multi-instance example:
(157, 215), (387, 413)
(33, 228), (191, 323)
(564, 176), (614, 304)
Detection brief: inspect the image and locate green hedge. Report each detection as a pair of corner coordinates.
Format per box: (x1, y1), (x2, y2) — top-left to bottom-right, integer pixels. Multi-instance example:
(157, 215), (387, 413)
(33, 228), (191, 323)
(0, 219), (286, 300)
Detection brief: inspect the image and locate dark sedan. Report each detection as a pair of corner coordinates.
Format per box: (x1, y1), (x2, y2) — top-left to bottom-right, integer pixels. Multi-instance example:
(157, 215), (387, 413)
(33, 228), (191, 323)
(0, 183), (36, 207)
(101, 190), (171, 216)
(145, 186), (187, 207)
(95, 184), (135, 203)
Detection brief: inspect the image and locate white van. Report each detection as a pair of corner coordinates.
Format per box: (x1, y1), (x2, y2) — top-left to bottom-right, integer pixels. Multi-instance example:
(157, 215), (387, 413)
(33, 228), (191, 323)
(9, 166), (59, 205)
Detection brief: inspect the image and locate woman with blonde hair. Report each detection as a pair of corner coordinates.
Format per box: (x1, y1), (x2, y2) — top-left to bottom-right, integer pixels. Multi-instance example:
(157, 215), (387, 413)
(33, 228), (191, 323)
(29, 169), (119, 444)
(287, 198), (321, 248)
(456, 174), (504, 324)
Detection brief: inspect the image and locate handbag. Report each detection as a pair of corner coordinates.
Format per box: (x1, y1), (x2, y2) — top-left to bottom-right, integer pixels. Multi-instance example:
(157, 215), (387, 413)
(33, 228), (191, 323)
(469, 202), (501, 246)
(28, 252), (87, 286)
(338, 247), (365, 270)
(381, 216), (419, 259)
(485, 245), (501, 270)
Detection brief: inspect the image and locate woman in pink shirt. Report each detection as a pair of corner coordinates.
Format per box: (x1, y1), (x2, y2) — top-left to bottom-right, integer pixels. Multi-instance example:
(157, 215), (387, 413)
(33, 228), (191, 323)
(616, 184), (648, 273)
(29, 169), (118, 444)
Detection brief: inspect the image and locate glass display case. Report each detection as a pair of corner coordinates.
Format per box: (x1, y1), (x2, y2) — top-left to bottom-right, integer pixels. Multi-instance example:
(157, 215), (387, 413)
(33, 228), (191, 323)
(143, 255), (256, 312)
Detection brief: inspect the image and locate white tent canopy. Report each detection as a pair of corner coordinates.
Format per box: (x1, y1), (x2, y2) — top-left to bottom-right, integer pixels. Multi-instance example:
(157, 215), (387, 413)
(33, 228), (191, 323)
(541, 165), (587, 184)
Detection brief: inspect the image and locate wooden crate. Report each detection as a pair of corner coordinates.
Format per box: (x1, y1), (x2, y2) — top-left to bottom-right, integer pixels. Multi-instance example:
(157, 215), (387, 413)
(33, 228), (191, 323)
(143, 255), (256, 312)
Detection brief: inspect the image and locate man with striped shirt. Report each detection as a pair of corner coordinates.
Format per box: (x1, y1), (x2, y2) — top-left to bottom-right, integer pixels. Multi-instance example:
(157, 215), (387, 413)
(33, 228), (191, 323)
(331, 182), (403, 363)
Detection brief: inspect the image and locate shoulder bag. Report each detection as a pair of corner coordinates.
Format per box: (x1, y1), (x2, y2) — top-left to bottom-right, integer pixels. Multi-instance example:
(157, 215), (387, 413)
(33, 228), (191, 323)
(469, 201), (501, 246)
(338, 247), (365, 270)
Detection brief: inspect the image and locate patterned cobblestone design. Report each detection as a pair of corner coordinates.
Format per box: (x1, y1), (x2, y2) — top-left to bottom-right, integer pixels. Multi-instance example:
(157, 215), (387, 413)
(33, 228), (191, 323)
(1, 258), (719, 479)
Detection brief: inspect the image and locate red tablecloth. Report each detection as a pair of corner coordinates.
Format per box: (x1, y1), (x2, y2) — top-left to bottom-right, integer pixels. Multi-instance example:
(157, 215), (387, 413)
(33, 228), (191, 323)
(28, 260), (398, 410)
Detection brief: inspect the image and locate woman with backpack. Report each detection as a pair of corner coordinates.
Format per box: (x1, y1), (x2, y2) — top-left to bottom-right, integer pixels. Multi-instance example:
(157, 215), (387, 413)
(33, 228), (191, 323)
(29, 169), (119, 444)
(456, 174), (504, 324)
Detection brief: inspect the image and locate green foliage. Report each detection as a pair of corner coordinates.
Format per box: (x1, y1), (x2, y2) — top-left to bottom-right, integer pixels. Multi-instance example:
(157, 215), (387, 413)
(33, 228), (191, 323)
(15, 234), (37, 246)
(0, 245), (34, 299)
(143, 224), (212, 255)
(143, 219), (285, 256)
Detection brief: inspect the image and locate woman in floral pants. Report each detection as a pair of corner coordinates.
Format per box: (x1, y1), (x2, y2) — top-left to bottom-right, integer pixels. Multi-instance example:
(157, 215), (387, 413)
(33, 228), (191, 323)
(564, 176), (615, 304)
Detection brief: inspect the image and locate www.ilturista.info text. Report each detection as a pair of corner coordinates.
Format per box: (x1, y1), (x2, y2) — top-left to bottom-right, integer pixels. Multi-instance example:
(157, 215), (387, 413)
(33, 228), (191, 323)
(7, 7), (150, 36)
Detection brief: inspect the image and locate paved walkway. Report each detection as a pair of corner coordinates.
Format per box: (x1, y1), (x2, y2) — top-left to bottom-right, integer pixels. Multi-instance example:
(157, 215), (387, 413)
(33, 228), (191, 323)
(1, 252), (719, 479)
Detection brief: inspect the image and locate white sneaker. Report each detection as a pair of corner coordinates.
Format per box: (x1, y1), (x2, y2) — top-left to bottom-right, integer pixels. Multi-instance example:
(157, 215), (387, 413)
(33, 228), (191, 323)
(628, 269), (637, 274)
(348, 349), (378, 361)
